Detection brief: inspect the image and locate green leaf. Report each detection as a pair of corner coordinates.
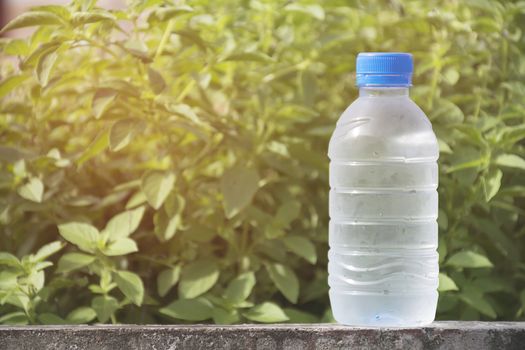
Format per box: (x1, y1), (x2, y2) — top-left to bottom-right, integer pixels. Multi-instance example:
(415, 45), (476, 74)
(13, 159), (27, 178)
(58, 222), (99, 253)
(28, 270), (44, 291)
(495, 154), (525, 170)
(154, 210), (181, 241)
(97, 80), (139, 97)
(148, 5), (194, 22)
(179, 260), (219, 299)
(66, 306), (96, 324)
(183, 226), (215, 243)
(0, 11), (63, 34)
(0, 312), (28, 325)
(147, 67), (166, 94)
(141, 171), (176, 210)
(284, 4), (325, 20)
(264, 223), (285, 240)
(459, 288), (497, 318)
(265, 263), (299, 303)
(220, 164), (259, 218)
(124, 38), (151, 62)
(4, 39), (30, 56)
(438, 138), (453, 154)
(0, 252), (21, 267)
(0, 75), (30, 99)
(446, 250), (493, 268)
(443, 68), (459, 85)
(474, 218), (518, 261)
(223, 52), (275, 63)
(471, 276), (513, 294)
(30, 5), (70, 20)
(71, 12), (115, 26)
(5, 293), (30, 312)
(223, 272), (256, 304)
(157, 266), (181, 297)
(212, 307), (240, 324)
(243, 302), (289, 323)
(17, 177), (44, 203)
(434, 99), (465, 124)
(103, 238), (138, 256)
(321, 308), (335, 323)
(483, 168), (502, 201)
(56, 252), (96, 273)
(283, 236), (317, 264)
(109, 118), (140, 152)
(275, 201), (301, 227)
(283, 308), (318, 323)
(438, 273), (459, 292)
(114, 270), (144, 306)
(33, 241), (63, 261)
(235, 300), (254, 308)
(92, 89), (117, 119)
(38, 313), (67, 325)
(164, 192), (185, 217)
(92, 295), (119, 323)
(159, 298), (213, 321)
(35, 261), (53, 271)
(173, 29), (205, 51)
(77, 129), (109, 166)
(35, 47), (58, 87)
(438, 209), (448, 230)
(104, 206), (145, 240)
(0, 271), (18, 290)
(169, 104), (203, 125)
(126, 191), (147, 209)
(22, 41), (60, 68)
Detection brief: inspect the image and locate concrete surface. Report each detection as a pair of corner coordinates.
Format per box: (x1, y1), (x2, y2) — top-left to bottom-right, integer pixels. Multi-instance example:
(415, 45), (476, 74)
(0, 322), (524, 350)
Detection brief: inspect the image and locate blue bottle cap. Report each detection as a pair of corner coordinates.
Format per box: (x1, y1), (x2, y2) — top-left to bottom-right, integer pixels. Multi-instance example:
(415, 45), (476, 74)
(356, 52), (413, 87)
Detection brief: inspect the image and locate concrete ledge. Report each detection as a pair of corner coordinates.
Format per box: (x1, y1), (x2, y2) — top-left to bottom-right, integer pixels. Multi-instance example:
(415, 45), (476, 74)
(1, 322), (524, 350)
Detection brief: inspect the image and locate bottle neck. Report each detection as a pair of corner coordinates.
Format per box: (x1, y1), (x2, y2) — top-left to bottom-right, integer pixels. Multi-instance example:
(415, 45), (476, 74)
(359, 87), (409, 97)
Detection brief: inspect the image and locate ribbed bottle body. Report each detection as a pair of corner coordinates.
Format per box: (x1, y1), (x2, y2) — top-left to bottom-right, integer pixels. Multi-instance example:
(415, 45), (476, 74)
(328, 88), (439, 326)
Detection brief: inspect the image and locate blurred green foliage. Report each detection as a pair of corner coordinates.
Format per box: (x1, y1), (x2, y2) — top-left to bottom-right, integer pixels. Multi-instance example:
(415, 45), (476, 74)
(0, 0), (524, 324)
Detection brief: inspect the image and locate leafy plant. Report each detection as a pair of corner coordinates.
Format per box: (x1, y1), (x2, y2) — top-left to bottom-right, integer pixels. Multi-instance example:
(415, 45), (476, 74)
(0, 0), (524, 324)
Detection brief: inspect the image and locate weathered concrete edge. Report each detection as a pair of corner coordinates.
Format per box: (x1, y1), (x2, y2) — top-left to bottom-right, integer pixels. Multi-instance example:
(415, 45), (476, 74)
(1, 322), (524, 350)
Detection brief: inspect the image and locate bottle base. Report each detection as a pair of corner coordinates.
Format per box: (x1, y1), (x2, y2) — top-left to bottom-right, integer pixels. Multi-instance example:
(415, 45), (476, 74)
(329, 290), (437, 327)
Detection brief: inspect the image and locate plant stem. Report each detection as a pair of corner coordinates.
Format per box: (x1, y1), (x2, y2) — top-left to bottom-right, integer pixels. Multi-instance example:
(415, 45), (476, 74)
(176, 79), (196, 102)
(428, 61), (441, 110)
(155, 20), (176, 60)
(79, 36), (119, 59)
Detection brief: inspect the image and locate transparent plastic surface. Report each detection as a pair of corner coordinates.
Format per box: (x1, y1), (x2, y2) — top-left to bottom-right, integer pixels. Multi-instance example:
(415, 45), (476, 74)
(328, 87), (439, 326)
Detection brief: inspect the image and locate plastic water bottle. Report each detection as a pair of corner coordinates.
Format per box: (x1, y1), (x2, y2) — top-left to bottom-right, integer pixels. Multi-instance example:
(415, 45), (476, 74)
(328, 53), (439, 326)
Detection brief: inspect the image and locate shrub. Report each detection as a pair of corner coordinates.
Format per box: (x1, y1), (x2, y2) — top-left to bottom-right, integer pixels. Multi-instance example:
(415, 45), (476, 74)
(0, 0), (524, 324)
